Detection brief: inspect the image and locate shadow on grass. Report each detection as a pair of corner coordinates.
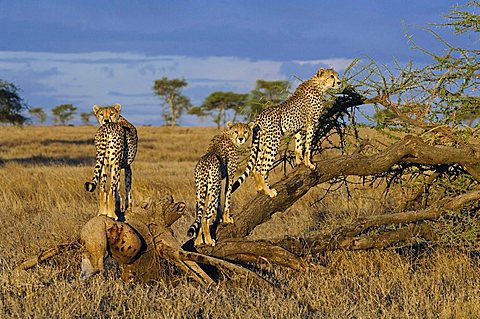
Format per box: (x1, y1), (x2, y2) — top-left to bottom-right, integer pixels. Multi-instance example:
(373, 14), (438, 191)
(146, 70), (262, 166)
(40, 139), (94, 146)
(0, 155), (94, 167)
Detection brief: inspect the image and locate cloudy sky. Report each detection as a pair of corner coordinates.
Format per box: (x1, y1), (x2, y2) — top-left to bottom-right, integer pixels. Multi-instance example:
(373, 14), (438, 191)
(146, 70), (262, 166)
(0, 0), (470, 125)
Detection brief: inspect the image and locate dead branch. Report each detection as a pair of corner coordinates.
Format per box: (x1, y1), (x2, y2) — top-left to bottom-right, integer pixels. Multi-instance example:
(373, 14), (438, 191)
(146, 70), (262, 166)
(275, 190), (480, 255)
(399, 165), (448, 210)
(200, 239), (305, 271)
(338, 223), (435, 250)
(16, 241), (80, 271)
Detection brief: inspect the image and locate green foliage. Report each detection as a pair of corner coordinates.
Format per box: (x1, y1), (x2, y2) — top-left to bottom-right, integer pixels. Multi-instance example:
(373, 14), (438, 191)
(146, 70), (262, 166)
(52, 104), (77, 125)
(28, 107), (47, 125)
(190, 91), (248, 128)
(153, 77), (192, 126)
(0, 80), (27, 125)
(348, 1), (479, 132)
(439, 0), (480, 34)
(241, 79), (291, 121)
(80, 112), (94, 125)
(373, 108), (397, 128)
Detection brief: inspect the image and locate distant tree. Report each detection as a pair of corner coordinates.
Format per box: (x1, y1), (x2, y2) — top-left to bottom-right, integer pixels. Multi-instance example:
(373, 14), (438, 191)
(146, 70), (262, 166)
(0, 80), (28, 125)
(80, 112), (95, 125)
(153, 77), (192, 127)
(189, 91), (249, 128)
(241, 80), (291, 121)
(52, 104), (77, 125)
(28, 107), (47, 125)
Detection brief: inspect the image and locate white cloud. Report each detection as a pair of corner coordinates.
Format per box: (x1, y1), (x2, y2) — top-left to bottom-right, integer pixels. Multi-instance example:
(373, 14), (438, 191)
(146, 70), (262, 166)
(0, 51), (352, 125)
(292, 58), (354, 71)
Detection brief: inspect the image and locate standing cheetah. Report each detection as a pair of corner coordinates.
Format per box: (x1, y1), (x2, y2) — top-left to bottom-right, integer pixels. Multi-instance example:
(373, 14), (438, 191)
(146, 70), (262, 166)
(85, 104), (138, 220)
(188, 122), (253, 247)
(232, 68), (341, 198)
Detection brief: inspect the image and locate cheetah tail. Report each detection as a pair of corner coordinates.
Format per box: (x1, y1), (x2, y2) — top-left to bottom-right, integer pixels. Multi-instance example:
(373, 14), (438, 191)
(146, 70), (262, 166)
(84, 164), (102, 192)
(84, 181), (97, 192)
(187, 201), (203, 237)
(232, 124), (260, 193)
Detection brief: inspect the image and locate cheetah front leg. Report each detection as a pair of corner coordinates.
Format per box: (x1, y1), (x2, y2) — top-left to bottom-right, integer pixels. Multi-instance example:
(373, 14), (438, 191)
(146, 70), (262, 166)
(294, 131), (305, 165)
(304, 122), (318, 170)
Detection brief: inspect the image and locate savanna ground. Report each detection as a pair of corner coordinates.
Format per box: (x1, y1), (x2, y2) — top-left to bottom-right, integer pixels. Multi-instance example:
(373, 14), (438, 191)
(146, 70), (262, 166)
(2, 125), (480, 318)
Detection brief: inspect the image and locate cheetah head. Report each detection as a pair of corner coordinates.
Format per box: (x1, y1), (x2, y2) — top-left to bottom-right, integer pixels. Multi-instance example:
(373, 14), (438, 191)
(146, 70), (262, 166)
(227, 121), (254, 145)
(312, 68), (342, 90)
(93, 103), (121, 125)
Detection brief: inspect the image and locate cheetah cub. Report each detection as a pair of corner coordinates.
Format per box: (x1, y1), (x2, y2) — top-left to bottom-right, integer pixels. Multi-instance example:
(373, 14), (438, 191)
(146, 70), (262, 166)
(85, 103), (138, 220)
(188, 122), (253, 247)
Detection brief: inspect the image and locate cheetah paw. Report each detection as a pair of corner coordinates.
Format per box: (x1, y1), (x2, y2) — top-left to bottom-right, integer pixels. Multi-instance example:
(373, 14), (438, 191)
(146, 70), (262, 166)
(305, 160), (316, 170)
(222, 213), (234, 224)
(267, 188), (278, 198)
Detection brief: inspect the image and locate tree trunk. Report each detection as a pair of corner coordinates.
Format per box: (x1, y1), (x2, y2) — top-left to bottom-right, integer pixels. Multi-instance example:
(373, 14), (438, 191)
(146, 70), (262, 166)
(168, 96), (176, 127)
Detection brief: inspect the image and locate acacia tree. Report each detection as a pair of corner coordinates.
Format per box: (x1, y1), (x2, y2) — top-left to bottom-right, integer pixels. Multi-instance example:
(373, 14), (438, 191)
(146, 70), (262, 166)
(28, 107), (47, 125)
(153, 77), (192, 127)
(189, 91), (248, 128)
(0, 80), (28, 125)
(241, 79), (291, 120)
(52, 104), (77, 125)
(80, 112), (94, 125)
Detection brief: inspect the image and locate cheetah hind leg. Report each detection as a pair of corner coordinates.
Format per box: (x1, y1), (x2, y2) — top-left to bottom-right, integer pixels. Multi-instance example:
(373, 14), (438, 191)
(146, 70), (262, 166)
(222, 210), (234, 224)
(222, 177), (234, 224)
(194, 227), (205, 247)
(253, 171), (277, 198)
(115, 178), (122, 217)
(202, 191), (217, 247)
(124, 166), (133, 213)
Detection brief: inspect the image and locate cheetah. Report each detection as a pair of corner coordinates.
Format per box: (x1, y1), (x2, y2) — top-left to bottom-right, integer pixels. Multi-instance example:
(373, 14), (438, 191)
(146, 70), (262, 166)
(232, 68), (341, 198)
(85, 104), (138, 220)
(187, 121), (253, 246)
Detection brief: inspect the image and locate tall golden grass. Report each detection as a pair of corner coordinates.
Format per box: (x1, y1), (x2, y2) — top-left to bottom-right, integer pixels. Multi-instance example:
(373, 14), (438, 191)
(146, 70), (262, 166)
(1, 125), (480, 318)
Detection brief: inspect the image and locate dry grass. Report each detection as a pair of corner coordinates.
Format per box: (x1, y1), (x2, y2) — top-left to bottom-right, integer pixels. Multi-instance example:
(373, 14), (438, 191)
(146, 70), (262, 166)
(1, 125), (480, 318)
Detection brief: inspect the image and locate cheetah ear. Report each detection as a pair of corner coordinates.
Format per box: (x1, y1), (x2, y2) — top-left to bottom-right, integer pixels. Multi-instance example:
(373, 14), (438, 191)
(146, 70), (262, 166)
(248, 122), (255, 129)
(113, 103), (121, 113)
(316, 68), (326, 77)
(226, 121), (234, 129)
(93, 105), (101, 114)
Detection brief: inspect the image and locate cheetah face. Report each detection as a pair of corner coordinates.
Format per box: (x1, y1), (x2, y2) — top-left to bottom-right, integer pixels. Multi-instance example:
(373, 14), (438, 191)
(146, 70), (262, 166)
(227, 121), (253, 145)
(313, 68), (342, 90)
(93, 103), (121, 125)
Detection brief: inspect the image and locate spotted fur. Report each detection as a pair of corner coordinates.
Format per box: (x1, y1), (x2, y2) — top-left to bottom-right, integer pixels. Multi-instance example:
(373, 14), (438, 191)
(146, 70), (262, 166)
(188, 122), (253, 247)
(85, 104), (138, 219)
(232, 68), (341, 198)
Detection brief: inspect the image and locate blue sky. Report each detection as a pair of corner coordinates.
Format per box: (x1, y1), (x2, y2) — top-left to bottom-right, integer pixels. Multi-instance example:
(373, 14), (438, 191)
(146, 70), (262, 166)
(0, 0), (471, 125)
